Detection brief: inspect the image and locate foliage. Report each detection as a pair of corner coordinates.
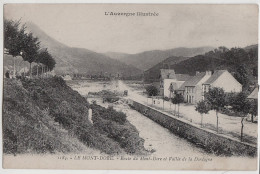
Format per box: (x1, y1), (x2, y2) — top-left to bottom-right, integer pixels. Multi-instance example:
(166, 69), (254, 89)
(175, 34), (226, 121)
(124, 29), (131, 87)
(91, 104), (145, 154)
(145, 46), (258, 86)
(234, 65), (250, 90)
(92, 105), (127, 124)
(3, 77), (145, 155)
(171, 92), (184, 105)
(4, 19), (26, 57)
(163, 96), (170, 101)
(37, 49), (56, 71)
(4, 19), (56, 76)
(228, 92), (251, 115)
(205, 87), (226, 111)
(195, 100), (211, 115)
(145, 85), (159, 96)
(204, 87), (226, 133)
(228, 91), (252, 141)
(21, 32), (40, 64)
(249, 99), (258, 116)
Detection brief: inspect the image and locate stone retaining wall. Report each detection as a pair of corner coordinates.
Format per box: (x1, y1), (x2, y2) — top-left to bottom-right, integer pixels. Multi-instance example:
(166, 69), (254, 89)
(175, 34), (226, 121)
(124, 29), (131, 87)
(130, 99), (257, 157)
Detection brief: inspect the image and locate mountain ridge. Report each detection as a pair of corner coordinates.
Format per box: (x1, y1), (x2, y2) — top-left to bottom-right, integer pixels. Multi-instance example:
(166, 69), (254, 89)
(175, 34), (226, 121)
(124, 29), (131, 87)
(24, 22), (142, 76)
(105, 46), (215, 70)
(144, 45), (258, 83)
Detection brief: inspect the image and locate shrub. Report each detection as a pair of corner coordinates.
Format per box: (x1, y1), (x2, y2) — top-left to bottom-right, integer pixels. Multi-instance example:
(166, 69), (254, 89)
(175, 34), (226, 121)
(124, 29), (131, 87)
(145, 85), (158, 96)
(91, 104), (145, 154)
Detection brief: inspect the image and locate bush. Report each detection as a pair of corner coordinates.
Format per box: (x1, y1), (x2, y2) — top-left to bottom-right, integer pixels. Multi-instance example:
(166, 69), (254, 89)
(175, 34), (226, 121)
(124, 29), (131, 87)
(145, 85), (158, 96)
(91, 104), (145, 154)
(164, 97), (170, 101)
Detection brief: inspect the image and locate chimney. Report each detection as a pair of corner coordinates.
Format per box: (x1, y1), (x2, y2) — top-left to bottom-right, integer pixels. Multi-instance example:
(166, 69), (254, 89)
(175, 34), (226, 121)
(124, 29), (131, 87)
(196, 71), (200, 75)
(206, 71), (212, 76)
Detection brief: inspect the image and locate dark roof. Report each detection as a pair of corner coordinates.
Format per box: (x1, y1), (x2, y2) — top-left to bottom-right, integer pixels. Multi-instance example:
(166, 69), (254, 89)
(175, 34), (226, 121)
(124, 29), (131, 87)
(175, 74), (192, 81)
(248, 87), (258, 99)
(203, 70), (226, 85)
(160, 69), (176, 79)
(177, 72), (206, 90)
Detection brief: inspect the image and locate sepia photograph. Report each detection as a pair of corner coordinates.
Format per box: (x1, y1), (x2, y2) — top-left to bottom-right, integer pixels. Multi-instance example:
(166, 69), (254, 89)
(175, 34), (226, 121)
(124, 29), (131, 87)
(1, 2), (259, 171)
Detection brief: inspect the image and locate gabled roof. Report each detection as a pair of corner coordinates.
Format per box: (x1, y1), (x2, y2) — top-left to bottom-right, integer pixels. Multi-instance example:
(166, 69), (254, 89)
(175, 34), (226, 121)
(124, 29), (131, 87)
(177, 72), (206, 90)
(175, 74), (192, 81)
(160, 69), (176, 79)
(248, 87), (258, 99)
(203, 70), (226, 85)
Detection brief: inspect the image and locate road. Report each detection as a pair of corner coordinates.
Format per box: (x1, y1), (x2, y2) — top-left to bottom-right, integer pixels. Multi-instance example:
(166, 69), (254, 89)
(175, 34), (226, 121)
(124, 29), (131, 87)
(118, 80), (257, 145)
(68, 79), (258, 164)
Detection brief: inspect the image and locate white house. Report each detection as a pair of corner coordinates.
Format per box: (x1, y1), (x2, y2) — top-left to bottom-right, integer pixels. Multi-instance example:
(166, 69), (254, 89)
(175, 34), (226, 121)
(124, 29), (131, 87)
(159, 69), (191, 98)
(164, 79), (185, 98)
(177, 71), (212, 104)
(202, 70), (242, 98)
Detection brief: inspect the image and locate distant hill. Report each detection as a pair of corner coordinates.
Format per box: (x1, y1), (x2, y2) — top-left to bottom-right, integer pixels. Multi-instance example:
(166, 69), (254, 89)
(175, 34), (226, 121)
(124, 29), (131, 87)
(145, 45), (258, 83)
(105, 47), (214, 70)
(8, 22), (142, 76)
(244, 44), (258, 51)
(144, 56), (192, 82)
(104, 52), (131, 61)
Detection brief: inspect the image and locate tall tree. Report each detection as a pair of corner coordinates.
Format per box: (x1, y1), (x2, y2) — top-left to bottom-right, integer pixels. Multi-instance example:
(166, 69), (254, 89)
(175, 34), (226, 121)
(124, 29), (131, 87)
(234, 65), (250, 90)
(21, 32), (40, 77)
(204, 87), (226, 133)
(4, 19), (26, 77)
(171, 92), (184, 117)
(249, 99), (258, 123)
(36, 49), (55, 77)
(195, 100), (211, 128)
(229, 92), (251, 142)
(145, 85), (158, 105)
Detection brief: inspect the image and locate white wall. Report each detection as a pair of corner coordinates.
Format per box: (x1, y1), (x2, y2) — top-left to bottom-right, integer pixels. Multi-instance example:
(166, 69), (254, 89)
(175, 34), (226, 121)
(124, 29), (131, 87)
(163, 79), (184, 98)
(212, 71), (242, 92)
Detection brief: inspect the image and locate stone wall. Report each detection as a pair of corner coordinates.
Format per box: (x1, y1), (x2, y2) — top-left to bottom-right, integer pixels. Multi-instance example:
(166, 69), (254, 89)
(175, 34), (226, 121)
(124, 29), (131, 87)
(130, 100), (257, 157)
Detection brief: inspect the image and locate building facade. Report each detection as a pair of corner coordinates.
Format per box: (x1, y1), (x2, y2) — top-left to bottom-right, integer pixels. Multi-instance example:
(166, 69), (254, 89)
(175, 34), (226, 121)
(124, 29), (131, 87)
(202, 70), (242, 99)
(178, 71), (212, 104)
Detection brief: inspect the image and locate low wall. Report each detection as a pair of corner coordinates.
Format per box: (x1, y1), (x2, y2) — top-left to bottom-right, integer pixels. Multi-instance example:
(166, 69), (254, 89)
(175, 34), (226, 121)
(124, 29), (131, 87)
(129, 99), (257, 157)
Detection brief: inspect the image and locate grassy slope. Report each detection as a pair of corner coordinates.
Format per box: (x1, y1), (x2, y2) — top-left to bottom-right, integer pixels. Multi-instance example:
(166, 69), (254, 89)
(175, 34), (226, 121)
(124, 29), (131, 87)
(3, 77), (145, 155)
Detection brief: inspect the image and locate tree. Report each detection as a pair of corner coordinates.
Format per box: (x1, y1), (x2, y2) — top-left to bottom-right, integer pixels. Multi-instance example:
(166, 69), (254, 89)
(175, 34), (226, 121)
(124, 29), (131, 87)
(171, 96), (177, 116)
(171, 92), (184, 117)
(146, 85), (158, 105)
(249, 99), (258, 123)
(195, 100), (210, 127)
(234, 65), (250, 90)
(229, 92), (251, 141)
(21, 32), (40, 77)
(145, 85), (158, 97)
(36, 49), (56, 77)
(4, 19), (26, 77)
(204, 87), (226, 133)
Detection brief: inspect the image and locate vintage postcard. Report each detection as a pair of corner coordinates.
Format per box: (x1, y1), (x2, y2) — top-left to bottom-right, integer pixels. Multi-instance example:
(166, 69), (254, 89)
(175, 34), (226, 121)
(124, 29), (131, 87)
(1, 2), (259, 171)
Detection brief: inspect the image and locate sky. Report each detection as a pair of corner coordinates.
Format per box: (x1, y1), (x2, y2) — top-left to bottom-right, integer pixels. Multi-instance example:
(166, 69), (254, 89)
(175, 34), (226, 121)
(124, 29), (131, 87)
(4, 4), (258, 54)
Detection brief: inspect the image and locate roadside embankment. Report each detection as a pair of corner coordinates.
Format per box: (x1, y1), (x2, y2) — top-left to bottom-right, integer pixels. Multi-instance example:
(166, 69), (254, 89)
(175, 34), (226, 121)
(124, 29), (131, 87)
(129, 99), (257, 157)
(3, 77), (145, 155)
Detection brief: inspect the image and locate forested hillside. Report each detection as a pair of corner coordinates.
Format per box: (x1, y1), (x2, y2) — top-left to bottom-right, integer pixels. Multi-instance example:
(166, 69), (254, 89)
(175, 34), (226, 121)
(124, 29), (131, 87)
(145, 45), (258, 90)
(106, 47), (214, 70)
